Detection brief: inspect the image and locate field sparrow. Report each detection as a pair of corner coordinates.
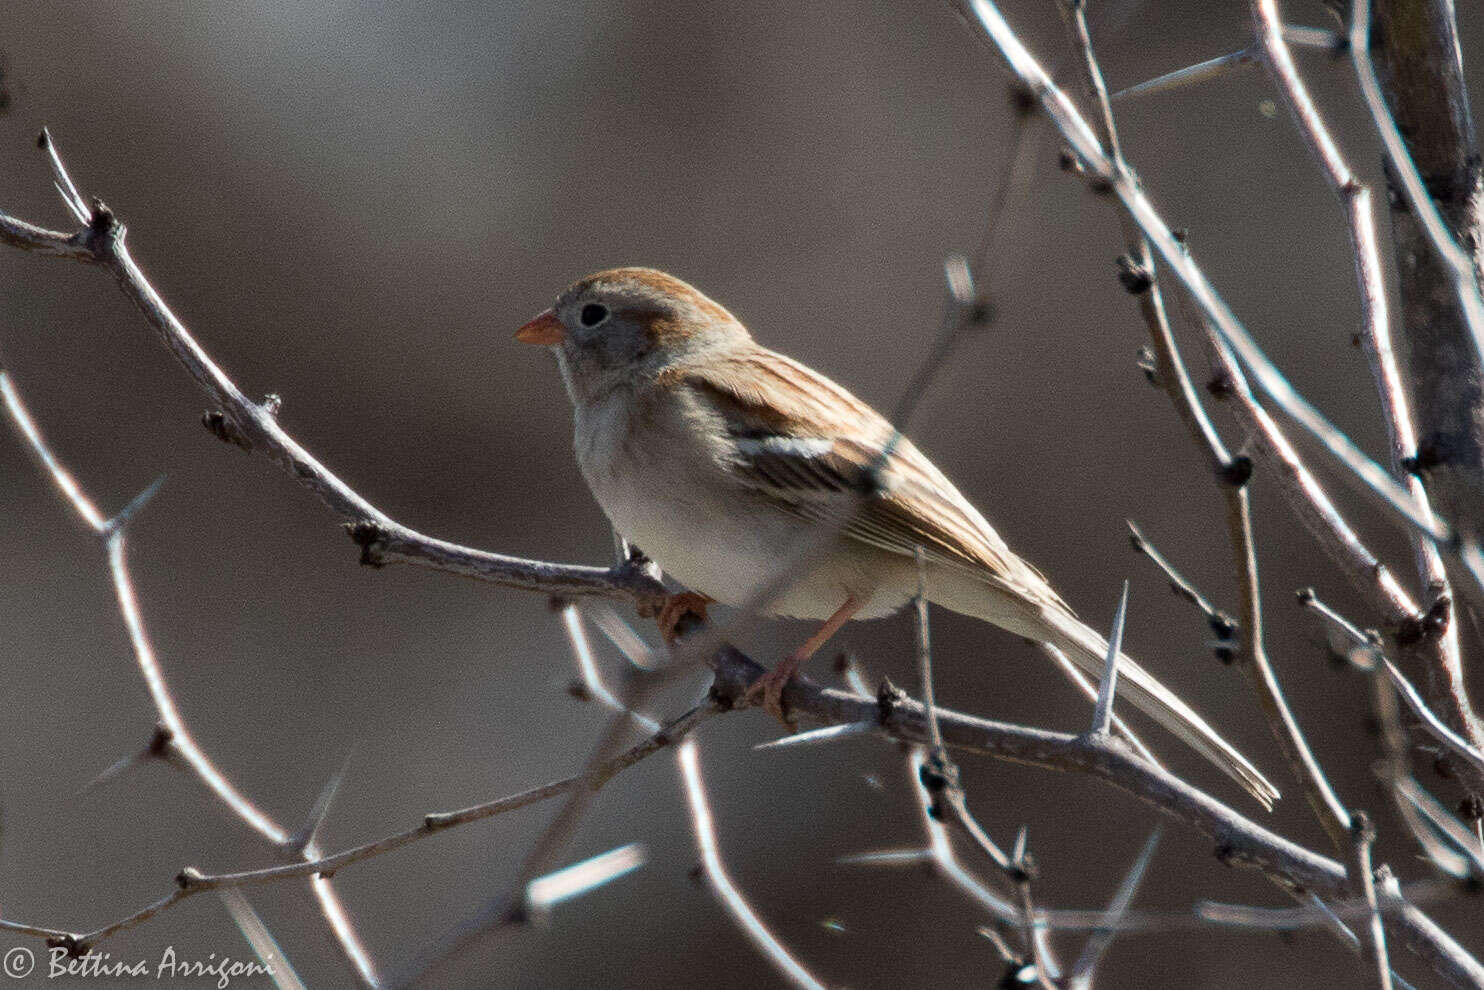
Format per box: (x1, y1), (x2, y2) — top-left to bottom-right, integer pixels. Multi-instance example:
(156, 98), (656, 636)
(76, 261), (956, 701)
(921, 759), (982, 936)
(517, 267), (1277, 806)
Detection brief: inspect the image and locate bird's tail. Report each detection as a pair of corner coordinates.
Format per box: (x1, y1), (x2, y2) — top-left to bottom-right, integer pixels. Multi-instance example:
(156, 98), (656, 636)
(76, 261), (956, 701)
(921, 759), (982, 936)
(1033, 604), (1279, 809)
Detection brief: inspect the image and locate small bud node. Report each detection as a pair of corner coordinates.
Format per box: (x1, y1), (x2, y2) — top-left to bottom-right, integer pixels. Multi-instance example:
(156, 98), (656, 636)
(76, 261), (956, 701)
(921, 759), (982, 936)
(1115, 254), (1153, 294)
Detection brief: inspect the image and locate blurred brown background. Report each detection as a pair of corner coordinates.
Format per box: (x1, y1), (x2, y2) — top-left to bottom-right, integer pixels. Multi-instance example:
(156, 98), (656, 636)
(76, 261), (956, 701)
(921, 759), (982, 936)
(2, 2), (1482, 987)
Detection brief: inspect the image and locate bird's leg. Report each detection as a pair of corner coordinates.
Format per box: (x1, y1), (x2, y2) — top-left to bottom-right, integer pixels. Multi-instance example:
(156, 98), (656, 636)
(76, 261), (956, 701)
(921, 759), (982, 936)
(748, 596), (862, 723)
(657, 591), (713, 646)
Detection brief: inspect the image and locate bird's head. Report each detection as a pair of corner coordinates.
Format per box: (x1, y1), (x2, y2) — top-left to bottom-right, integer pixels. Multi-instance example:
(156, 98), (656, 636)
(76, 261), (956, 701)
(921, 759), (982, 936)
(516, 267), (750, 403)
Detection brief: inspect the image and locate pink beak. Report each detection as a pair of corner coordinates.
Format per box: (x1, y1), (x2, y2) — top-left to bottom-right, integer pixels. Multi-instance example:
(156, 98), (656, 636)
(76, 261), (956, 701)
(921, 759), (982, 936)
(515, 309), (565, 346)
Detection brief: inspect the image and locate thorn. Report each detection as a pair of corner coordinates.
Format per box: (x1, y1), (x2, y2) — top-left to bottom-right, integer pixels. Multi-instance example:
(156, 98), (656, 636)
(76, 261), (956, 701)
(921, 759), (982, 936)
(39, 128), (91, 225)
(1068, 827), (1162, 986)
(79, 723), (176, 793)
(754, 721), (874, 750)
(103, 474), (166, 537)
(1111, 48), (1257, 102)
(284, 753), (352, 856)
(1091, 580), (1129, 735)
(943, 254), (976, 307)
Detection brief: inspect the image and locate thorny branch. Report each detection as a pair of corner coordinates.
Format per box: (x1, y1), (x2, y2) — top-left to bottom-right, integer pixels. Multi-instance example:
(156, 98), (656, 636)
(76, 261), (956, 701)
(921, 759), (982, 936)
(3, 4), (1484, 981)
(956, 0), (1484, 604)
(1250, 0), (1483, 799)
(1052, 0), (1355, 858)
(0, 701), (713, 956)
(0, 368), (378, 986)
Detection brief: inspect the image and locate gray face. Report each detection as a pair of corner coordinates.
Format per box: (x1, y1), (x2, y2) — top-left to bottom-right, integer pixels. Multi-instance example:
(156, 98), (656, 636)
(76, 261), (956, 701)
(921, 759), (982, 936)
(535, 268), (754, 407)
(552, 282), (661, 376)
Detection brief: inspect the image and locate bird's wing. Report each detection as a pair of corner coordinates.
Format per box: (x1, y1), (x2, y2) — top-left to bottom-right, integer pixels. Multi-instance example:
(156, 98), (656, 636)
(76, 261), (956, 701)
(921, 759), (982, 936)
(662, 347), (1067, 610)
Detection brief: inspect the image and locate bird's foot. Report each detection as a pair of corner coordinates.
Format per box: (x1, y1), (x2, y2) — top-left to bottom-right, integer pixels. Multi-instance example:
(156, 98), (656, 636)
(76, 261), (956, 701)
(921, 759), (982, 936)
(656, 592), (712, 646)
(745, 655), (805, 725)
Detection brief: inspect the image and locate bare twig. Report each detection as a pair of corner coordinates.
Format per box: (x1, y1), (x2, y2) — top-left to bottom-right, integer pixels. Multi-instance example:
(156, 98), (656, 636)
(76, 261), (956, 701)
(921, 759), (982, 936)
(1347, 812), (1396, 990)
(8, 143), (668, 613)
(1227, 481), (1354, 853)
(1301, 589), (1484, 880)
(1053, 0), (1228, 481)
(1393, 778), (1484, 878)
(1127, 522), (1236, 658)
(0, 704), (713, 958)
(399, 668), (710, 985)
(1130, 511), (1353, 853)
(218, 887), (307, 990)
(1297, 587), (1381, 668)
(1048, 0), (1351, 853)
(913, 548), (945, 758)
(906, 578), (1052, 977)
(957, 0), (1469, 568)
(1382, 659), (1484, 782)
(841, 748), (1020, 925)
(1353, 3), (1484, 516)
(0, 368), (378, 986)
(1252, 0), (1481, 791)
(677, 737), (828, 990)
(1202, 328), (1484, 797)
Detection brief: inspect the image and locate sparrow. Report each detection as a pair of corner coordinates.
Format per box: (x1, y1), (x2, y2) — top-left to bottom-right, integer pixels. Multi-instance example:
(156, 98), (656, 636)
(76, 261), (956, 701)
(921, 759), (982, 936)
(516, 267), (1277, 807)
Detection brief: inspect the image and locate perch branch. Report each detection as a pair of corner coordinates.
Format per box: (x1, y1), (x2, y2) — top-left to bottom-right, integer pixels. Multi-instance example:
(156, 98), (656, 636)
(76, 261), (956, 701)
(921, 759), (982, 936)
(731, 651), (1484, 989)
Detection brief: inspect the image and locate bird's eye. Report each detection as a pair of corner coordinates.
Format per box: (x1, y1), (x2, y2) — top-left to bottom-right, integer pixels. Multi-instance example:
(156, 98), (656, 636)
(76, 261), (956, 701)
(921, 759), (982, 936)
(579, 303), (609, 328)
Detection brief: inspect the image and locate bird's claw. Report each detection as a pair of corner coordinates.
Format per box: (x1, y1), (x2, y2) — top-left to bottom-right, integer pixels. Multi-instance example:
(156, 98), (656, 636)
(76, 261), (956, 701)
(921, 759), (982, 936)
(657, 592), (711, 646)
(745, 660), (802, 725)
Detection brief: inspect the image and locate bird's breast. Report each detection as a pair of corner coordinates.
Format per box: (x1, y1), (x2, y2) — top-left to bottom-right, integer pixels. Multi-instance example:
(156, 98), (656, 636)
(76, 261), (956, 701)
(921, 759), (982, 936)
(571, 388), (906, 620)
